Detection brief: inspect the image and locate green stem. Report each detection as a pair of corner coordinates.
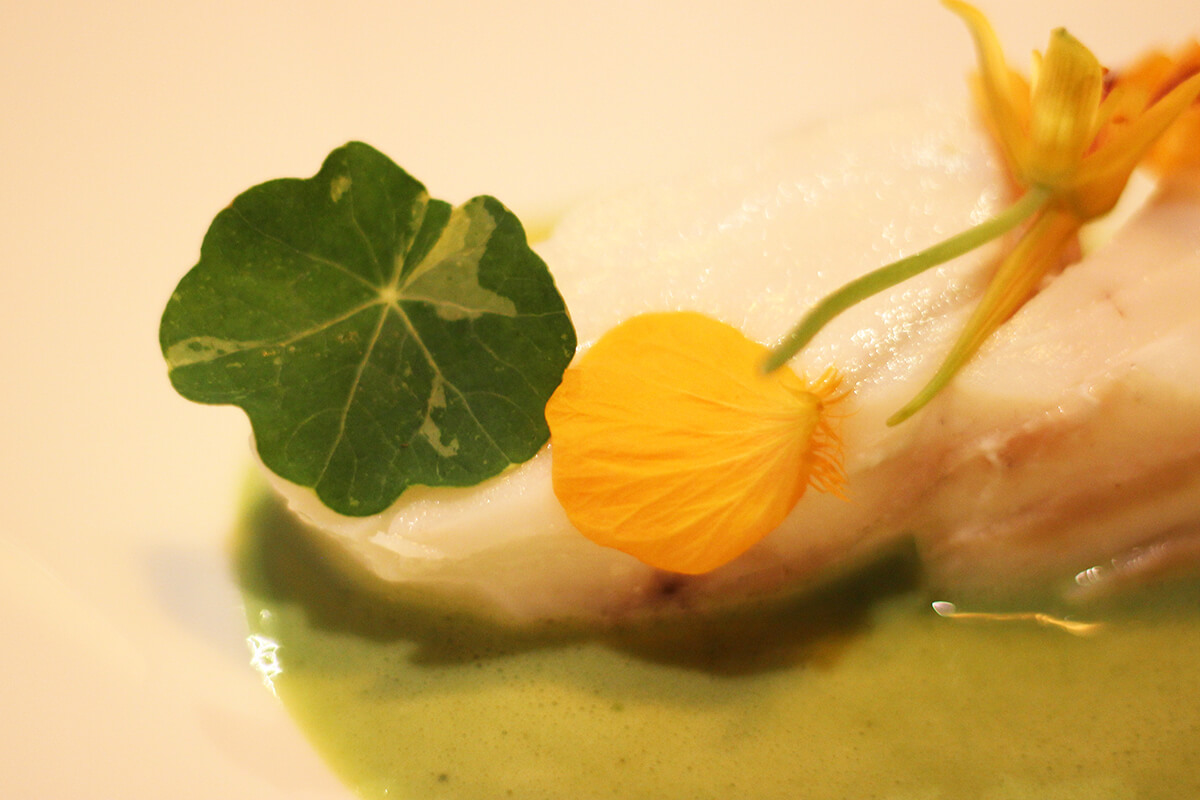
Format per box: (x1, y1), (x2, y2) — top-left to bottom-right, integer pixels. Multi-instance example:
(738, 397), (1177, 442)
(762, 187), (1051, 374)
(885, 207), (1078, 426)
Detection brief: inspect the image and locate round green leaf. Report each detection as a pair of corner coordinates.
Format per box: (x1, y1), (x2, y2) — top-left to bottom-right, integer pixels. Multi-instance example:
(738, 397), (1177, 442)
(160, 142), (576, 515)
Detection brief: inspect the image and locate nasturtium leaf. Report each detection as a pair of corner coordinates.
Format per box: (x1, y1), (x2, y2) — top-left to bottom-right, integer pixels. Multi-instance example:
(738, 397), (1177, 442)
(160, 142), (576, 516)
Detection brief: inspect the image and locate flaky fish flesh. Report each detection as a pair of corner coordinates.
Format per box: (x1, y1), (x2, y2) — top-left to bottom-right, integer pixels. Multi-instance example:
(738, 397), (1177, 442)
(270, 102), (1200, 619)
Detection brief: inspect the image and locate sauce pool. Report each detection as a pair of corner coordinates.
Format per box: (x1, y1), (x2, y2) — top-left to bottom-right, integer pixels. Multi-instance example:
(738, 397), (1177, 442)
(235, 483), (1200, 799)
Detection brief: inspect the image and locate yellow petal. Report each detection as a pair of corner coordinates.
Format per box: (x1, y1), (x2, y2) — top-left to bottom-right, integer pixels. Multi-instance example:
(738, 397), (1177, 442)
(1070, 70), (1200, 217)
(1124, 41), (1200, 175)
(546, 311), (845, 575)
(1025, 28), (1103, 186)
(1146, 99), (1200, 176)
(944, 0), (1030, 178)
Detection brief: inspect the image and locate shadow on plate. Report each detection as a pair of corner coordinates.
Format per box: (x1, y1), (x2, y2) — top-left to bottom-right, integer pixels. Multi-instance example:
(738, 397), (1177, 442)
(232, 481), (923, 677)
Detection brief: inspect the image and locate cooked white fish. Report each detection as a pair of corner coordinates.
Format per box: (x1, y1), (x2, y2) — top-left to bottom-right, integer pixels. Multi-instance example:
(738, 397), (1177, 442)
(270, 101), (1200, 619)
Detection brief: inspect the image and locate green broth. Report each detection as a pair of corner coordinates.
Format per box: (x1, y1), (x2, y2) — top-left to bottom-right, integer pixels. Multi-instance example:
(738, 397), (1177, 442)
(235, 484), (1200, 800)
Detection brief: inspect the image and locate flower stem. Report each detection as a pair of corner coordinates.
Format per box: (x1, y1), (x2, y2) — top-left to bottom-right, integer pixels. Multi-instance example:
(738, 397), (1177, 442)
(885, 207), (1079, 425)
(762, 186), (1051, 374)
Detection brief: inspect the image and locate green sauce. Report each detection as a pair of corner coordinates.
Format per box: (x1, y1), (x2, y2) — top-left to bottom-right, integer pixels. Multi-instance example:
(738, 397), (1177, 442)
(235, 484), (1200, 800)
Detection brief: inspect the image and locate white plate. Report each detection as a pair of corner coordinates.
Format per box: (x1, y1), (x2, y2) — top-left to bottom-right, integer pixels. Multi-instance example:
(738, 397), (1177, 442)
(1, 1), (1195, 797)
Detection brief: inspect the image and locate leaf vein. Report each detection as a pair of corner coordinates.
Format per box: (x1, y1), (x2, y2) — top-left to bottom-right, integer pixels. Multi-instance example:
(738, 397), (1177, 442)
(166, 298), (385, 369)
(475, 336), (542, 397)
(389, 304), (516, 465)
(230, 205), (380, 291)
(344, 181), (384, 284)
(316, 303), (390, 487)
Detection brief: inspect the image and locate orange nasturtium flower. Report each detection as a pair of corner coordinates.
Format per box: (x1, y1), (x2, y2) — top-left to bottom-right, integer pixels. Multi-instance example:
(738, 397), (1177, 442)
(546, 312), (845, 575)
(764, 0), (1200, 425)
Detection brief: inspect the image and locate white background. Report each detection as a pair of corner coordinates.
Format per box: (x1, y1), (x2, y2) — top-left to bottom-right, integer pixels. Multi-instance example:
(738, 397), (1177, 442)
(1, 1), (1195, 797)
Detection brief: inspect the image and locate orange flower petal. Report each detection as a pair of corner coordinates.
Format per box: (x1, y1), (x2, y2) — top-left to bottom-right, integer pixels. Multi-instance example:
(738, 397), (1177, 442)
(1070, 71), (1200, 217)
(1105, 40), (1200, 178)
(944, 0), (1032, 178)
(546, 312), (845, 575)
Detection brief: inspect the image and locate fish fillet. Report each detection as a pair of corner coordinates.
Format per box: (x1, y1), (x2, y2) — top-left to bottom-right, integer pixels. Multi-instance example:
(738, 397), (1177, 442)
(268, 101), (1200, 619)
